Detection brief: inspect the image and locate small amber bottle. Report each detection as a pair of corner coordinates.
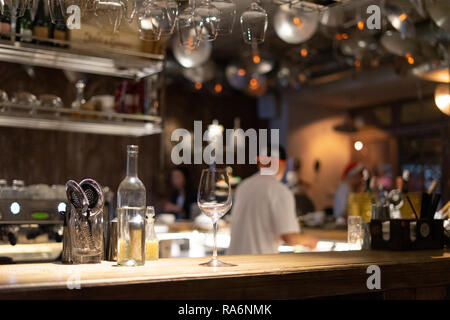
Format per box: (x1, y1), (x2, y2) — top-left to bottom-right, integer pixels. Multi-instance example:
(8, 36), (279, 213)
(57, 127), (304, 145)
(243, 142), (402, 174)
(145, 206), (159, 261)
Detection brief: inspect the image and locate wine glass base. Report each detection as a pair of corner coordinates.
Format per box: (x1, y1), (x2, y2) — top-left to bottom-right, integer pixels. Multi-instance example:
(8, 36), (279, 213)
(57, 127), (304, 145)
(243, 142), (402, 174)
(199, 259), (236, 267)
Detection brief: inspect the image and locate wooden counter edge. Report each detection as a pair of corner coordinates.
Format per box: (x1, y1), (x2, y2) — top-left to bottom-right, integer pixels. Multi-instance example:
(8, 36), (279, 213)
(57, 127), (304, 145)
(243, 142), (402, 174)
(1, 251), (450, 299)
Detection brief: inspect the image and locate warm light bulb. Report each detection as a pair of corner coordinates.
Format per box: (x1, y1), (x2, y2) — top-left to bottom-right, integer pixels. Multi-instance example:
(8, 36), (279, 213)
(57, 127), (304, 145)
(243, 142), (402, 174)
(434, 84), (450, 116)
(253, 55), (261, 64)
(357, 20), (364, 30)
(300, 48), (308, 58)
(249, 78), (260, 90)
(238, 68), (246, 76)
(195, 82), (202, 90)
(293, 17), (303, 26)
(354, 141), (363, 151)
(405, 54), (414, 65)
(214, 84), (223, 93)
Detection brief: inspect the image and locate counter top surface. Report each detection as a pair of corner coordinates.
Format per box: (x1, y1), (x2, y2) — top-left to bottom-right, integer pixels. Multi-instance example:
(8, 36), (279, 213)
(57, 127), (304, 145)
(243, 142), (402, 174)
(1, 250), (450, 299)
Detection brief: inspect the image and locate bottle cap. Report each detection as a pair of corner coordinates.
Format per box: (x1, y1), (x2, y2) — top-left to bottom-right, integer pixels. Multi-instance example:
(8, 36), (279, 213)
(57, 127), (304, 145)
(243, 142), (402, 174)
(127, 145), (139, 154)
(146, 206), (155, 219)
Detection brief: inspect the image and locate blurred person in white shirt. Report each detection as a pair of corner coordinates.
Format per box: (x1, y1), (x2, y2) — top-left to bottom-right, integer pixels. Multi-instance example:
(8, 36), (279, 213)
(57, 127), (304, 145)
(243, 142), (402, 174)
(227, 146), (318, 255)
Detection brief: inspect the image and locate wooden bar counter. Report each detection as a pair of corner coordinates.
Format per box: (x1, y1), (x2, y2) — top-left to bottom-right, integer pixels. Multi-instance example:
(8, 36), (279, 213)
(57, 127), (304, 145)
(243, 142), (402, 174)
(1, 250), (450, 299)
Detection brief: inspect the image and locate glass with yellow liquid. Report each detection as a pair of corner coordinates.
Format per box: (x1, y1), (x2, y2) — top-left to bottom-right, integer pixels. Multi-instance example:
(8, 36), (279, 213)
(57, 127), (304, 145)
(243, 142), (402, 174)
(145, 206), (159, 261)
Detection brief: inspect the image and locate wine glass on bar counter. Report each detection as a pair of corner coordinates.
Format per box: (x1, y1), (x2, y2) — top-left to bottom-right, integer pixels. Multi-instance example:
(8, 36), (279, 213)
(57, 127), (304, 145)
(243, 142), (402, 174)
(197, 167), (235, 267)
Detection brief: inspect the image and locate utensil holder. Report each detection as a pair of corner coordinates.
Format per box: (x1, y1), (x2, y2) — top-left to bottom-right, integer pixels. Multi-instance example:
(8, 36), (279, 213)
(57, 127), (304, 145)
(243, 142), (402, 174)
(68, 204), (104, 263)
(370, 219), (445, 250)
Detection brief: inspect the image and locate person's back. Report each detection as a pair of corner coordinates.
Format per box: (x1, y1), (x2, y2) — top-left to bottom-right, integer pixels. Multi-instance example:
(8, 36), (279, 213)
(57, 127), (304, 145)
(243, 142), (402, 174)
(227, 172), (300, 255)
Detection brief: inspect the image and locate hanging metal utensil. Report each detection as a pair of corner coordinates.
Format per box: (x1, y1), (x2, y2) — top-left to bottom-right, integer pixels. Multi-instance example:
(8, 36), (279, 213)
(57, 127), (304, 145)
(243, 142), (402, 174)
(66, 180), (95, 252)
(80, 179), (104, 216)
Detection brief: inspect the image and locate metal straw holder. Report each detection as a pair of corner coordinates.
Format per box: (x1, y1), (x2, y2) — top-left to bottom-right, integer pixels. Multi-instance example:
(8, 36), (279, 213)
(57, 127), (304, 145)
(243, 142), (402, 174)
(68, 202), (104, 263)
(370, 219), (445, 250)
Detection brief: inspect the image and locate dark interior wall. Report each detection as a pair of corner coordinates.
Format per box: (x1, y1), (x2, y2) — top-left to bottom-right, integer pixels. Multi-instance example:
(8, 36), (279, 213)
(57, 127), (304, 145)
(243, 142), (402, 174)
(160, 81), (267, 200)
(0, 128), (161, 203)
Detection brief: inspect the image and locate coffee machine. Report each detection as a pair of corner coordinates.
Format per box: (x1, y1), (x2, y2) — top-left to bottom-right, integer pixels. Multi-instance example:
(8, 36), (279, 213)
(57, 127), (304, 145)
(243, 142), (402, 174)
(0, 180), (113, 264)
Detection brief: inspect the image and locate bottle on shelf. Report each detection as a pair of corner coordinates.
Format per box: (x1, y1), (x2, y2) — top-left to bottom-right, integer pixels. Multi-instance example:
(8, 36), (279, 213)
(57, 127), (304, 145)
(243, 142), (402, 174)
(52, 4), (68, 47)
(117, 145), (147, 266)
(0, 9), (12, 40)
(71, 80), (86, 118)
(18, 10), (33, 43)
(33, 0), (52, 45)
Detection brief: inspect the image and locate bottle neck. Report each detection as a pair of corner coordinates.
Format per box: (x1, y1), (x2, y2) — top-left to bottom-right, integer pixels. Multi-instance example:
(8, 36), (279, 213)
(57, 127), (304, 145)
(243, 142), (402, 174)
(127, 152), (138, 177)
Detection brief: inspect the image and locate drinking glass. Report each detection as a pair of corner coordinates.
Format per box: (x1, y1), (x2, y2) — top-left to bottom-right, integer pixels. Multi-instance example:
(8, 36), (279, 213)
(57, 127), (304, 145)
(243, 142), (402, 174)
(5, 0), (27, 37)
(93, 0), (126, 33)
(138, 1), (164, 41)
(194, 0), (220, 41)
(347, 215), (363, 250)
(197, 168), (235, 267)
(0, 90), (9, 112)
(69, 205), (104, 264)
(240, 1), (268, 45)
(211, 0), (236, 35)
(159, 0), (178, 36)
(177, 6), (200, 49)
(39, 94), (64, 116)
(123, 0), (137, 23)
(12, 92), (39, 115)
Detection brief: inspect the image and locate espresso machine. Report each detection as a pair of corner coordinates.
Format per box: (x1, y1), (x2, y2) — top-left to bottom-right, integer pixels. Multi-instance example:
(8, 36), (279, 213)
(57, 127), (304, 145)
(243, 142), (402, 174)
(0, 180), (114, 264)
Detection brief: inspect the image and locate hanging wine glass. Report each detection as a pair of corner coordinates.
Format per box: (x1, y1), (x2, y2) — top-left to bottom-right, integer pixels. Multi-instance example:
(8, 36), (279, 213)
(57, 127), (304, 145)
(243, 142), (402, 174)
(194, 0), (220, 41)
(177, 5), (200, 49)
(273, 2), (319, 44)
(4, 0), (28, 34)
(122, 0), (137, 23)
(93, 0), (126, 34)
(173, 34), (212, 68)
(27, 0), (39, 21)
(138, 1), (164, 41)
(240, 1), (268, 45)
(48, 0), (63, 24)
(155, 0), (178, 36)
(211, 0), (236, 35)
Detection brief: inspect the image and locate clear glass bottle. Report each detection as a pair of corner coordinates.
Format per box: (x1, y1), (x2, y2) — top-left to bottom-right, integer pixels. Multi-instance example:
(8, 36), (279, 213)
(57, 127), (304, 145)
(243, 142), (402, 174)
(145, 206), (159, 261)
(117, 145), (146, 266)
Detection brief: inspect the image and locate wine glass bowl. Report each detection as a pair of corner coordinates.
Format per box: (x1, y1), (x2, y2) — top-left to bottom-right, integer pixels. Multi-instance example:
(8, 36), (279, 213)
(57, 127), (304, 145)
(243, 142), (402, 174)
(197, 168), (235, 267)
(211, 0), (236, 35)
(240, 1), (268, 45)
(193, 1), (220, 41)
(138, 2), (164, 41)
(177, 6), (200, 49)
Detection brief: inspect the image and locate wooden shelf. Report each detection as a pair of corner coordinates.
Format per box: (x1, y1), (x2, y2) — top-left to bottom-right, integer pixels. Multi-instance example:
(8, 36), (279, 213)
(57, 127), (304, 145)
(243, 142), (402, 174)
(0, 39), (164, 79)
(0, 104), (162, 137)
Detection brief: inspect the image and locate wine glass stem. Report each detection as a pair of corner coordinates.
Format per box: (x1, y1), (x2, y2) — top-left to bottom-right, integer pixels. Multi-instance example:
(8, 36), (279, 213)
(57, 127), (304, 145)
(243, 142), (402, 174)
(212, 220), (218, 261)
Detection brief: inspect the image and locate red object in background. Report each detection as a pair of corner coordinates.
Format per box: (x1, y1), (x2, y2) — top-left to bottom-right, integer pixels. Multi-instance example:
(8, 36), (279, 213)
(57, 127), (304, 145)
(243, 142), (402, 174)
(114, 80), (146, 114)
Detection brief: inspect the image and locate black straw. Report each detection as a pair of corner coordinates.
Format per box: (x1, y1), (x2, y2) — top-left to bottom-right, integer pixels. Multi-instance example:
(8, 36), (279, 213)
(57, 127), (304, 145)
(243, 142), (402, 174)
(406, 195), (419, 221)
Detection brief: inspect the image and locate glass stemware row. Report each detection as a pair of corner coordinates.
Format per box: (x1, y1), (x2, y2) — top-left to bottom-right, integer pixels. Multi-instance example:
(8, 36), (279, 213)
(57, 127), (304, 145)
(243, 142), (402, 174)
(2, 0), (268, 46)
